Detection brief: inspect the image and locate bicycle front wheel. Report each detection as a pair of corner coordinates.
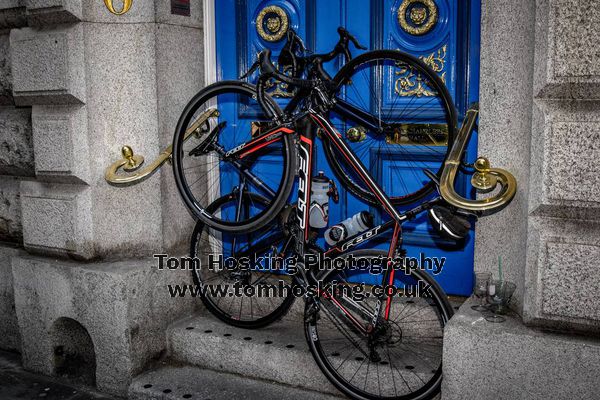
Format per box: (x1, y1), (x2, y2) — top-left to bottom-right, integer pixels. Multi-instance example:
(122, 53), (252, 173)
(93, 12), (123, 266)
(324, 50), (457, 206)
(190, 191), (295, 328)
(173, 81), (296, 233)
(305, 249), (453, 400)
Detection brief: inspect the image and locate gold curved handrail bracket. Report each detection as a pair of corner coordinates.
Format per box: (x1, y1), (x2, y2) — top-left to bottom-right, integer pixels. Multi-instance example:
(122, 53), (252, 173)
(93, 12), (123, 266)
(105, 108), (219, 185)
(440, 162), (517, 212)
(438, 106), (517, 213)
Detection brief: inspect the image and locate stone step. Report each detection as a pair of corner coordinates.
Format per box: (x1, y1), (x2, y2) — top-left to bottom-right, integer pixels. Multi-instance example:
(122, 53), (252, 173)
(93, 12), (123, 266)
(442, 298), (600, 400)
(129, 365), (343, 400)
(166, 312), (340, 395)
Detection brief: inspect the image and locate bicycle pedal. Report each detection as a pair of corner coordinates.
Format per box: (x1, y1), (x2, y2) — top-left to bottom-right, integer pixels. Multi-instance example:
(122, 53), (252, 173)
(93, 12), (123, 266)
(428, 205), (471, 240)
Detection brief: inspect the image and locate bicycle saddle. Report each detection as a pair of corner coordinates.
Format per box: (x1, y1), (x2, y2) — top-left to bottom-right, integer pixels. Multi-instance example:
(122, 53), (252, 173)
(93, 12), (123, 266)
(428, 205), (471, 240)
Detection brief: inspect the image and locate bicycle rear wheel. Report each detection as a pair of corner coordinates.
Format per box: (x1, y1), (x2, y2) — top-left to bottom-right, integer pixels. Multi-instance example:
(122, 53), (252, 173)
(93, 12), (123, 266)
(173, 81), (296, 233)
(305, 249), (453, 400)
(324, 50), (457, 206)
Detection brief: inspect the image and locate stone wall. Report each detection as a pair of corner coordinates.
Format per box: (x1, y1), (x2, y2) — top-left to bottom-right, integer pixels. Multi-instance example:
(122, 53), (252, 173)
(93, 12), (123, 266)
(474, 0), (536, 313)
(0, 2), (29, 352)
(475, 0), (600, 333)
(0, 0), (202, 394)
(5, 1), (203, 260)
(523, 0), (600, 332)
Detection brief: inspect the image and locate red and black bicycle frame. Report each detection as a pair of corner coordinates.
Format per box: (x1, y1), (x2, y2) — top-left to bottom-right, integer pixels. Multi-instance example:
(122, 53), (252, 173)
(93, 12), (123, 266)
(224, 110), (418, 332)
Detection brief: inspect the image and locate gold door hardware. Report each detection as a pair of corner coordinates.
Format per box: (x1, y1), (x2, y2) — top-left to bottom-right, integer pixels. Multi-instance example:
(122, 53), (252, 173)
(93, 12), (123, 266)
(105, 108), (219, 185)
(438, 106), (517, 212)
(104, 0), (133, 15)
(397, 0), (438, 36)
(395, 45), (446, 97)
(256, 5), (289, 42)
(346, 126), (367, 142)
(385, 123), (448, 146)
(471, 157), (498, 192)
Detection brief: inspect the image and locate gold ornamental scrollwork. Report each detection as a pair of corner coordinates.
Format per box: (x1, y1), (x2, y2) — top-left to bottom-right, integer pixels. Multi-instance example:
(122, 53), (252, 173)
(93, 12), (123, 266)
(256, 5), (289, 42)
(398, 0), (438, 36)
(395, 44), (446, 97)
(264, 64), (296, 98)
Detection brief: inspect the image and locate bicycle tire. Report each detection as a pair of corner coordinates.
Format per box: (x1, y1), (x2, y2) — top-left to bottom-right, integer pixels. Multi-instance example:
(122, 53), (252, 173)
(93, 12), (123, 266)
(323, 50), (457, 206)
(304, 249), (454, 400)
(190, 191), (295, 329)
(173, 81), (296, 234)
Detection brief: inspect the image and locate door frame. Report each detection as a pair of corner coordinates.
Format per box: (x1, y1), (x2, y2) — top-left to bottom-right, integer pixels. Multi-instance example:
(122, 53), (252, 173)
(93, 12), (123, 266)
(203, 0), (218, 86)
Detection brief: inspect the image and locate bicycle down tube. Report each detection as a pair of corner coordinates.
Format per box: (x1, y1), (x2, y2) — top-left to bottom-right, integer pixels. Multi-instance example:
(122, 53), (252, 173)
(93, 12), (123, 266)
(223, 110), (417, 327)
(303, 112), (405, 325)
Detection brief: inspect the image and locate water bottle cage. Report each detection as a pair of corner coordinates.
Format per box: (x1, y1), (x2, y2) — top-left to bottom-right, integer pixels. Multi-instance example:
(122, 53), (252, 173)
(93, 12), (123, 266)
(328, 179), (339, 203)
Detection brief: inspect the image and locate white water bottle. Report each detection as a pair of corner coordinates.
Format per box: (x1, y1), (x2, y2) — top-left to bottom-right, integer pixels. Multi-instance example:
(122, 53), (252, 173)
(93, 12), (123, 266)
(309, 171), (330, 228)
(325, 211), (374, 246)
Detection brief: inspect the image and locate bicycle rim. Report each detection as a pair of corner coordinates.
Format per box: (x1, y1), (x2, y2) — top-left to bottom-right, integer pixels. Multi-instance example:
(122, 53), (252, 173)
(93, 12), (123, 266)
(173, 81), (296, 234)
(325, 50), (457, 206)
(190, 192), (295, 328)
(305, 249), (453, 400)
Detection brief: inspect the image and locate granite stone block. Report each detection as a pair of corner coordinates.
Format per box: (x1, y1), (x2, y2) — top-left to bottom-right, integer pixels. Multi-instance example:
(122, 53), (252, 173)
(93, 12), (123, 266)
(0, 244), (22, 352)
(0, 106), (34, 176)
(443, 299), (600, 400)
(0, 176), (22, 243)
(20, 180), (94, 259)
(10, 24), (86, 105)
(523, 215), (600, 332)
(0, 0), (27, 29)
(474, 0), (536, 312)
(542, 241), (600, 321)
(168, 314), (338, 395)
(25, 0), (82, 26)
(31, 104), (91, 184)
(534, 0), (600, 99)
(11, 254), (194, 395)
(83, 22), (163, 257)
(155, 23), (204, 252)
(0, 33), (14, 105)
(529, 101), (600, 221)
(130, 366), (343, 400)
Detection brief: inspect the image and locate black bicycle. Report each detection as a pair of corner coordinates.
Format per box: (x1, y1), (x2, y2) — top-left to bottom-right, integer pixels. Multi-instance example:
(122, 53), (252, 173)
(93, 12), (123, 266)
(174, 27), (516, 400)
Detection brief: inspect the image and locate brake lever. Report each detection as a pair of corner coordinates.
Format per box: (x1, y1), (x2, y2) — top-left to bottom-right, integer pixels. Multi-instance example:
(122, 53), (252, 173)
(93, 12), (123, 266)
(347, 32), (367, 50)
(288, 29), (306, 53)
(239, 59), (259, 80)
(337, 27), (367, 50)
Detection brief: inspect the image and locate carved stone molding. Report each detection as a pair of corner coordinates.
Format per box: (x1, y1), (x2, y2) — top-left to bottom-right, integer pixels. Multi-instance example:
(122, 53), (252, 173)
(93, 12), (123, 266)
(0, 1), (27, 30)
(10, 24), (86, 105)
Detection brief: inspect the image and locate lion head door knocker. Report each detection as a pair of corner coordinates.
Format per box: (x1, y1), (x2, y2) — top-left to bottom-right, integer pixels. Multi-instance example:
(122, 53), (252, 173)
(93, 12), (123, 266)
(398, 0), (438, 36)
(256, 5), (289, 42)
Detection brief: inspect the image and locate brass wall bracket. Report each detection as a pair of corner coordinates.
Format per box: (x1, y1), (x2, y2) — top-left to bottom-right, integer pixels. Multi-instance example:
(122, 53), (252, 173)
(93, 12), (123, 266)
(439, 107), (517, 213)
(471, 157), (498, 192)
(105, 108), (219, 185)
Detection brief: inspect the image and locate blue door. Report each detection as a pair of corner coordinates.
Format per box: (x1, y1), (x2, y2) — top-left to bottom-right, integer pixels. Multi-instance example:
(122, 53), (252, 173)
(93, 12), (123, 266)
(214, 0), (481, 296)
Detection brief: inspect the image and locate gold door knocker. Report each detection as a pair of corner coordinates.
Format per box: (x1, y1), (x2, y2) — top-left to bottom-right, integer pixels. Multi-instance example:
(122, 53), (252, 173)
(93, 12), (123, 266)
(256, 5), (289, 42)
(398, 0), (438, 36)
